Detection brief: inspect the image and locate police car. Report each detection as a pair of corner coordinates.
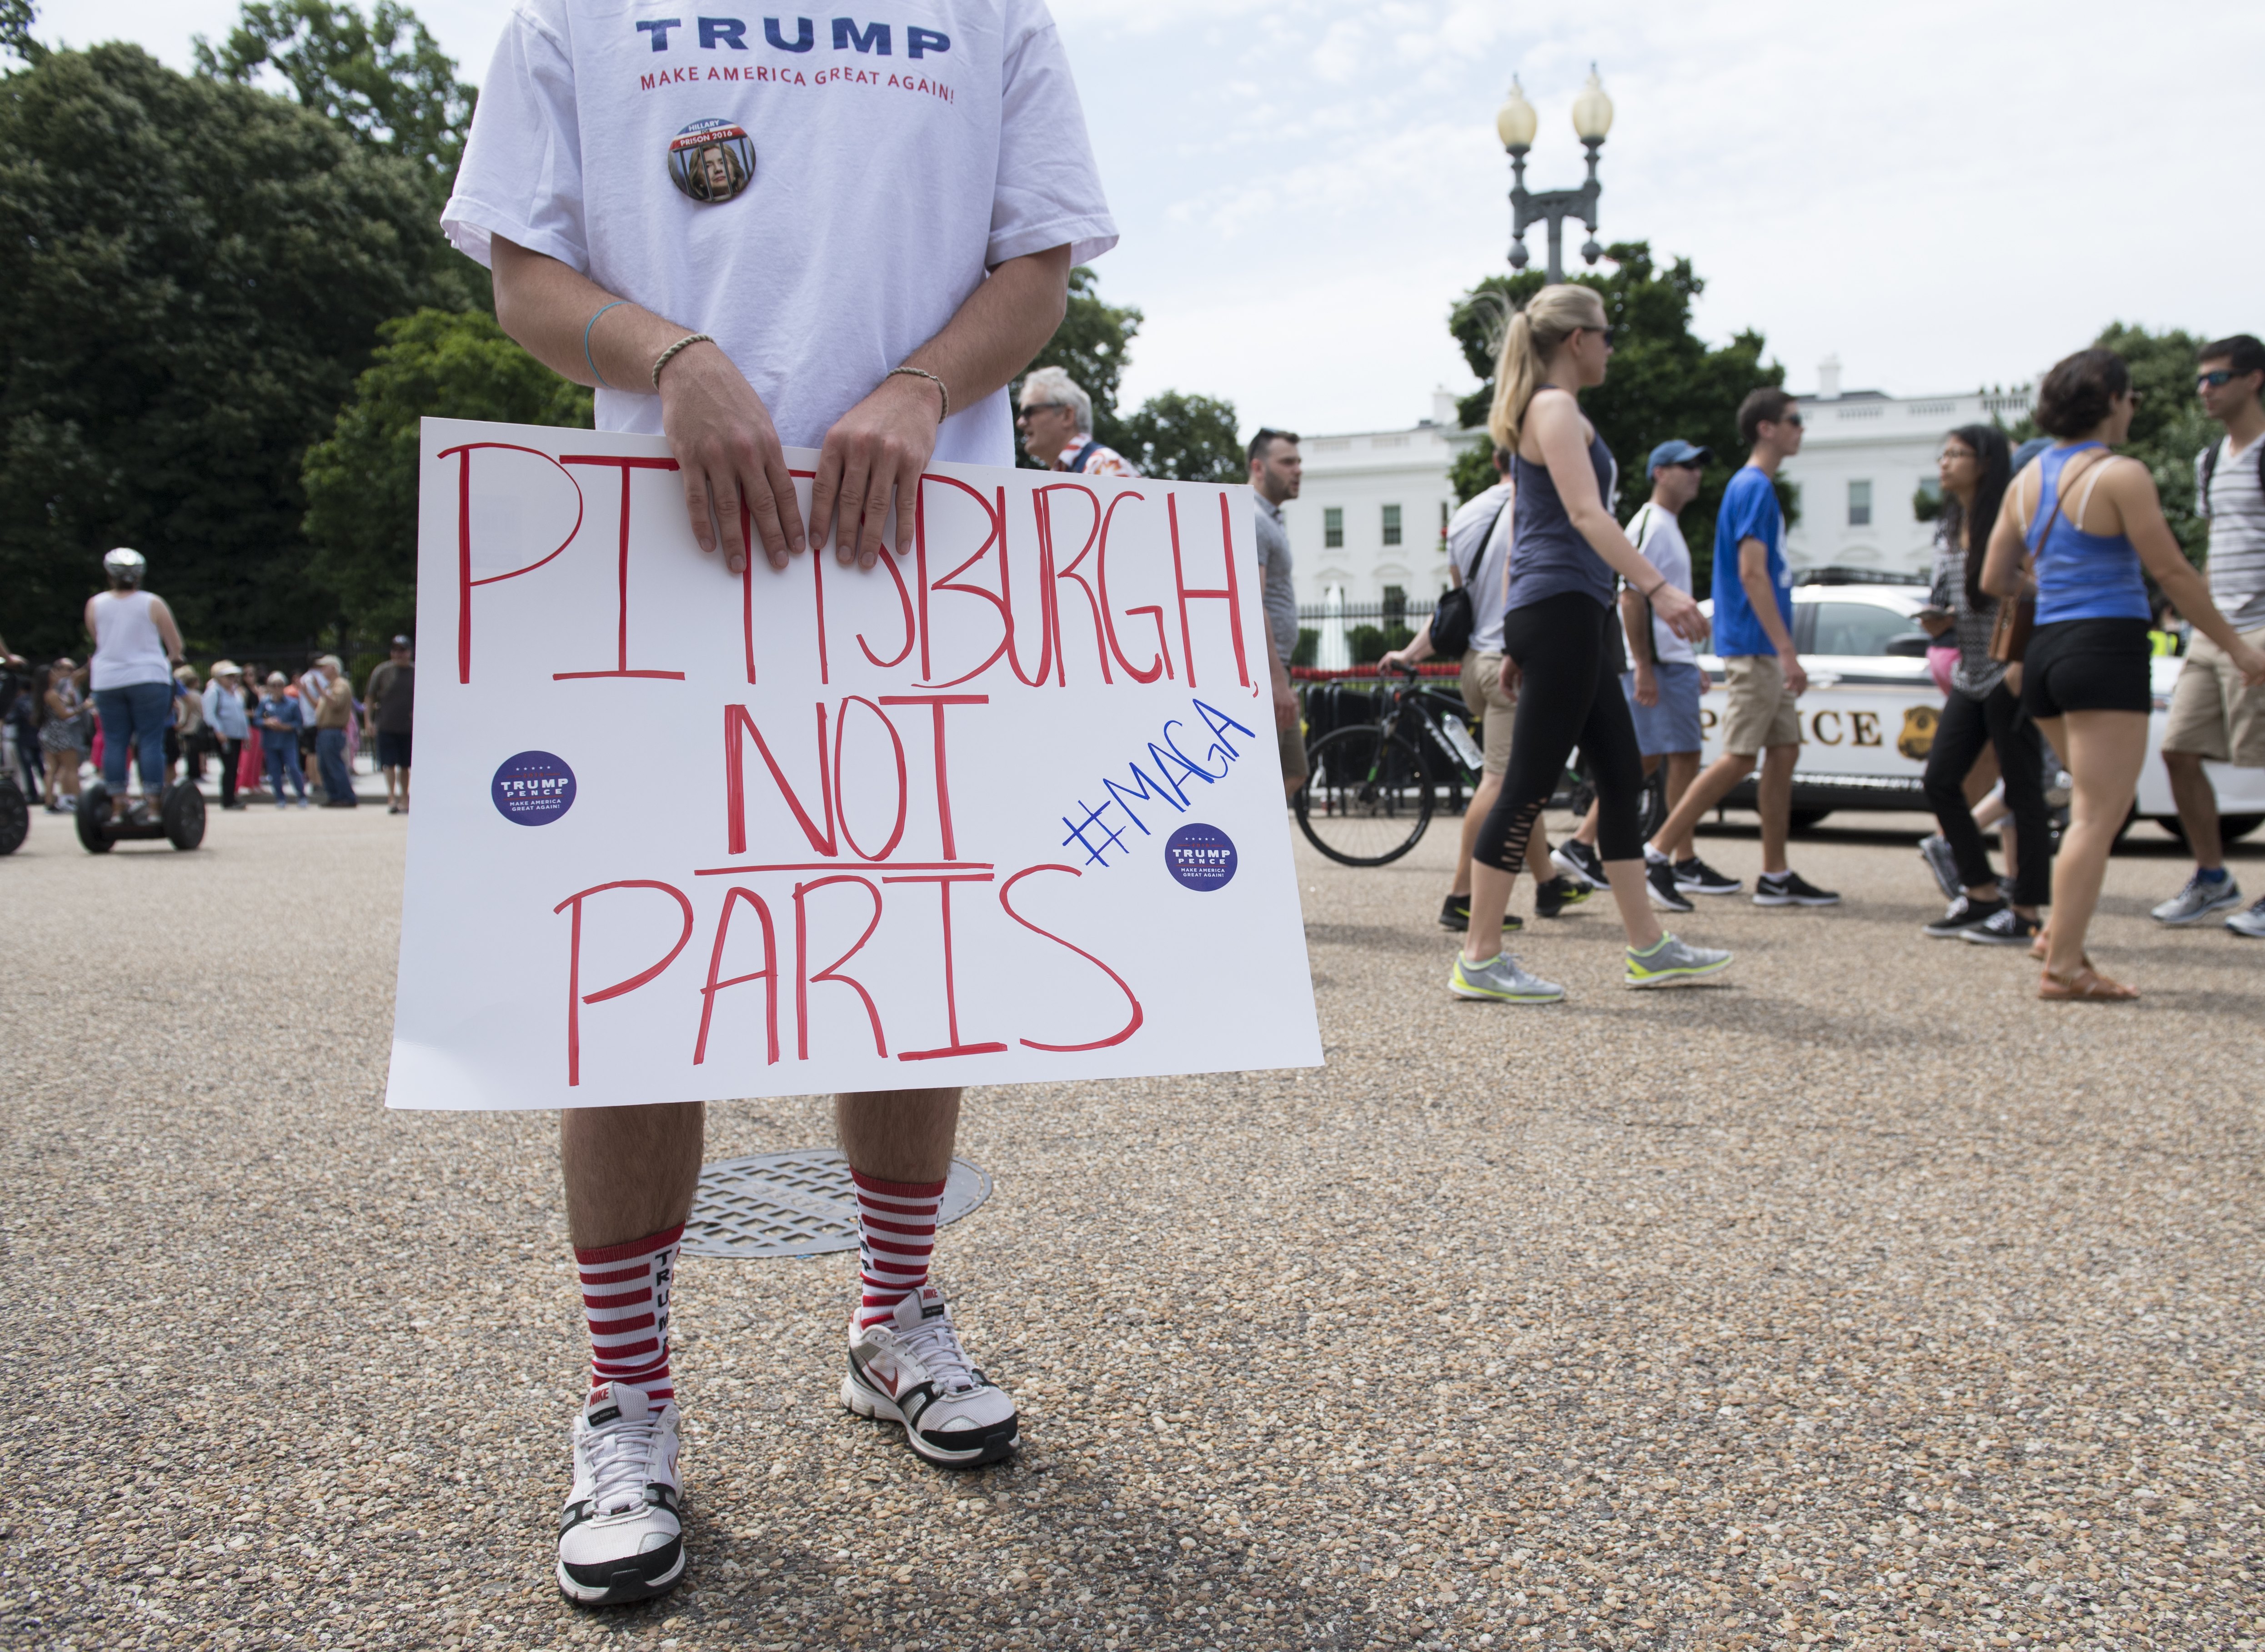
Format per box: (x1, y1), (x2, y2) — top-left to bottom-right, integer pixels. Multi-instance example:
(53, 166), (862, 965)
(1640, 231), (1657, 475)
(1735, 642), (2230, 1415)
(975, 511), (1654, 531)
(1693, 578), (2265, 841)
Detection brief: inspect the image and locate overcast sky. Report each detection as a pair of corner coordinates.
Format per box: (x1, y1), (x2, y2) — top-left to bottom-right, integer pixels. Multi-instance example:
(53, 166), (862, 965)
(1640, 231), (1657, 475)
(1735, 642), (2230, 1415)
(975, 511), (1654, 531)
(39, 0), (2265, 437)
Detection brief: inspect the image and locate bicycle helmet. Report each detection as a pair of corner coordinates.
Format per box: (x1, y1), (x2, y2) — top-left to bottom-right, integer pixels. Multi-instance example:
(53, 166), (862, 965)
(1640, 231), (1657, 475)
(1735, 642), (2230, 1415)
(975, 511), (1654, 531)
(103, 547), (147, 587)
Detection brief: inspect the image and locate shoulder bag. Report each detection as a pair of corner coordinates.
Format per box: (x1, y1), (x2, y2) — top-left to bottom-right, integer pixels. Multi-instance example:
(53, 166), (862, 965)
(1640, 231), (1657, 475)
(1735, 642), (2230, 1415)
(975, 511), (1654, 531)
(1989, 450), (2105, 665)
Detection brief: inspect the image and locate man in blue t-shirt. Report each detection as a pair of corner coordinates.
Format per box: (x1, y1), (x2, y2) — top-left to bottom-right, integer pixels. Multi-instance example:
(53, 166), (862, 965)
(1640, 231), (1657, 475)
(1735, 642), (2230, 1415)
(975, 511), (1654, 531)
(1640, 387), (1840, 906)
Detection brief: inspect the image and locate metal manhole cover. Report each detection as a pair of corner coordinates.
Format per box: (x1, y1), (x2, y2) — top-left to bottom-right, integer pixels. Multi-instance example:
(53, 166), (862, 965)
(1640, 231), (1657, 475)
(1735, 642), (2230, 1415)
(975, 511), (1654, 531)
(682, 1149), (991, 1259)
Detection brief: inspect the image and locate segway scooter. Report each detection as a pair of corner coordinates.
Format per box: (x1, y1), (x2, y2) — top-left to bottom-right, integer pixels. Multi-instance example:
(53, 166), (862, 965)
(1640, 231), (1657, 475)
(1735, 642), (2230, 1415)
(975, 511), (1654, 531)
(0, 775), (26, 856)
(75, 777), (205, 853)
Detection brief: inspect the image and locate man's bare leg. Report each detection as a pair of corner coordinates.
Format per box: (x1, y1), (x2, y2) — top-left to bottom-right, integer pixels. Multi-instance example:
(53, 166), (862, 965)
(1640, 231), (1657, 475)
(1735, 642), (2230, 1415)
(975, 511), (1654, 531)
(1647, 751), (1755, 861)
(836, 1086), (963, 1182)
(1757, 743), (1798, 876)
(2163, 750), (2225, 870)
(1656, 751), (1702, 861)
(562, 1101), (707, 1249)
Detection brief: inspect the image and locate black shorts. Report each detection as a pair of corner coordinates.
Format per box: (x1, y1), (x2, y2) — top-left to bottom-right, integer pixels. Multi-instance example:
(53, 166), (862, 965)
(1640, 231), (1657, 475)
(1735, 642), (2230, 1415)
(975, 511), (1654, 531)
(2021, 619), (2152, 720)
(377, 731), (413, 770)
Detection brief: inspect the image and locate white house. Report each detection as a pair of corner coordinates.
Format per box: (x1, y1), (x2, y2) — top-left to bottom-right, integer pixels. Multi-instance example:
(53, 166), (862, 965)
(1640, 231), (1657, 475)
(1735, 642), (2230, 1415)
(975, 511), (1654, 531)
(1279, 360), (2035, 608)
(1779, 357), (2034, 579)
(1279, 389), (1480, 611)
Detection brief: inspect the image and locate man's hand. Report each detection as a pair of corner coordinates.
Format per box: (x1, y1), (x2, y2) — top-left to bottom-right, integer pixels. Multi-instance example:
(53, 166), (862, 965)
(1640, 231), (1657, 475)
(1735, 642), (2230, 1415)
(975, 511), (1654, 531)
(1632, 665), (1659, 708)
(1783, 657), (1809, 697)
(657, 345), (807, 574)
(1497, 654), (1522, 698)
(811, 374), (945, 571)
(1273, 680), (1298, 731)
(2234, 640), (2265, 688)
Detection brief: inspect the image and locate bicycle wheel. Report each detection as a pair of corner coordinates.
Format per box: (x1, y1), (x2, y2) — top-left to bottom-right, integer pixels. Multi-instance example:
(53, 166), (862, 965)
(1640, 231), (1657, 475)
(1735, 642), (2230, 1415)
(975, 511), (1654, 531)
(1296, 726), (1435, 866)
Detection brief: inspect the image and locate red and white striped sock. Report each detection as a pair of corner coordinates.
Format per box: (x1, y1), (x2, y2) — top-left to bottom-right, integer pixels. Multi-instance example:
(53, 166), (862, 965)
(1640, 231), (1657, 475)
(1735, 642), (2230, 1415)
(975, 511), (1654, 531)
(852, 1170), (944, 1330)
(576, 1224), (682, 1407)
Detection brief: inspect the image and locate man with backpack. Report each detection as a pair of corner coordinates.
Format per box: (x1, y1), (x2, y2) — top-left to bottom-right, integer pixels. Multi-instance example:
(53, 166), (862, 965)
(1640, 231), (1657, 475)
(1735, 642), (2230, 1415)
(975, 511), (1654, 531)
(2152, 333), (2265, 936)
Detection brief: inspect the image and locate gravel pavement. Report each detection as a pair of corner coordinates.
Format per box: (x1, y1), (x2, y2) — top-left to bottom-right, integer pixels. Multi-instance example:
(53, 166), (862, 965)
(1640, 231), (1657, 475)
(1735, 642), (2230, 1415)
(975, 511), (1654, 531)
(3, 801), (2261, 1652)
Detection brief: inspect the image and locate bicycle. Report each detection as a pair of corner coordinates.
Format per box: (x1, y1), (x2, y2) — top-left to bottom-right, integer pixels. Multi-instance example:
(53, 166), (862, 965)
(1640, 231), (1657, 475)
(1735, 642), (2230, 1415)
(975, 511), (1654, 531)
(1293, 666), (1666, 867)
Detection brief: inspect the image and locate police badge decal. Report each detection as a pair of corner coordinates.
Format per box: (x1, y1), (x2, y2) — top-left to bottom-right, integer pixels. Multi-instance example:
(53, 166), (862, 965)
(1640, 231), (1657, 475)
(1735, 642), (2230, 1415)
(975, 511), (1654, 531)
(668, 118), (755, 204)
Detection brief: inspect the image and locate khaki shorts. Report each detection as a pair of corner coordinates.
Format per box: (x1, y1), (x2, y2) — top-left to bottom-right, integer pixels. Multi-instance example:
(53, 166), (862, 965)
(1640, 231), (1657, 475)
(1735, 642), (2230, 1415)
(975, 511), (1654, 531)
(1720, 654), (1802, 756)
(1458, 650), (1517, 776)
(2161, 626), (2265, 766)
(1278, 722), (1309, 786)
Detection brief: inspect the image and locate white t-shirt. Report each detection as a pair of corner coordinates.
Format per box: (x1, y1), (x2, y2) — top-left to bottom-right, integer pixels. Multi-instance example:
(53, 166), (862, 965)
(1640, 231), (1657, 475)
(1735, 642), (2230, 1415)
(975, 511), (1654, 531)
(443, 0), (1117, 461)
(1621, 500), (1696, 666)
(1444, 481), (1514, 655)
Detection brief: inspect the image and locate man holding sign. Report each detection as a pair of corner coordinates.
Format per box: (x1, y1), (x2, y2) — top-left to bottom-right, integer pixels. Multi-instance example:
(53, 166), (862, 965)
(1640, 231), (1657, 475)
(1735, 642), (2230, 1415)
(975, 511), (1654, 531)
(444, 0), (1116, 1606)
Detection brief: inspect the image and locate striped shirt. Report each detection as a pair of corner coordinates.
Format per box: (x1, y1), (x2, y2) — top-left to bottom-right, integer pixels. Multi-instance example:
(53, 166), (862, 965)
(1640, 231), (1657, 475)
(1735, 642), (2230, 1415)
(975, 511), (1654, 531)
(2198, 432), (2265, 630)
(1928, 521), (2008, 698)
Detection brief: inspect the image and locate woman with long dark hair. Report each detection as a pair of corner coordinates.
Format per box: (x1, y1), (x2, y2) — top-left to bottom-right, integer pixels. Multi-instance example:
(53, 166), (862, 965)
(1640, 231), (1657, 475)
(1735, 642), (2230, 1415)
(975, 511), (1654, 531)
(1450, 284), (1731, 1001)
(1917, 424), (2052, 944)
(1983, 348), (2265, 998)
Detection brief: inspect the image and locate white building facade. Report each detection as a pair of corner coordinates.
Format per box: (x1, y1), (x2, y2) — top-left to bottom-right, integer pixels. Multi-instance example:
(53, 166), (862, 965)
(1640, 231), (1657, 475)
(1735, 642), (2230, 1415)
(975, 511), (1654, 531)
(1779, 357), (2033, 579)
(1279, 389), (1481, 610)
(1277, 360), (2035, 605)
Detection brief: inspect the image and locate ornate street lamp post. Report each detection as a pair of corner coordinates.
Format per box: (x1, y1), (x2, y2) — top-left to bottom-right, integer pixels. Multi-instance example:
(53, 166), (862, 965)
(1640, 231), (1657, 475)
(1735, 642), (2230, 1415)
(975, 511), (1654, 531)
(1496, 66), (1615, 282)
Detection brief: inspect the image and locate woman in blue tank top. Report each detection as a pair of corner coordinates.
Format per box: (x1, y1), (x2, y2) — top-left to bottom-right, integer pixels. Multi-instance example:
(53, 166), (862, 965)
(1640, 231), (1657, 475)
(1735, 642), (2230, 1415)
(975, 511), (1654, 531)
(1450, 284), (1730, 1005)
(1984, 347), (2265, 1000)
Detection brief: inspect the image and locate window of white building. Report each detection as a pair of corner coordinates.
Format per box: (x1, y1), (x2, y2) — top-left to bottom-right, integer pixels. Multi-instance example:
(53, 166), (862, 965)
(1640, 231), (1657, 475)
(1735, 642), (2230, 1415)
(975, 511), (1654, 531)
(1323, 506), (1343, 549)
(1848, 480), (1873, 527)
(1382, 503), (1402, 546)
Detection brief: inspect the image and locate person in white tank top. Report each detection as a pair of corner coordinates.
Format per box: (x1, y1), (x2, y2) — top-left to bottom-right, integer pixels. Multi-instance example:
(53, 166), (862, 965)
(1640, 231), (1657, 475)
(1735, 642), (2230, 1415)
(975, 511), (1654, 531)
(81, 548), (184, 819)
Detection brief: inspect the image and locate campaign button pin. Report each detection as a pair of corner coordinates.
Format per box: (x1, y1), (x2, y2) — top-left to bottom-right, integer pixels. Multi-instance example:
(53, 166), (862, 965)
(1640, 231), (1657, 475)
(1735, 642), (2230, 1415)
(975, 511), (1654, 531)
(1163, 823), (1237, 891)
(491, 751), (577, 826)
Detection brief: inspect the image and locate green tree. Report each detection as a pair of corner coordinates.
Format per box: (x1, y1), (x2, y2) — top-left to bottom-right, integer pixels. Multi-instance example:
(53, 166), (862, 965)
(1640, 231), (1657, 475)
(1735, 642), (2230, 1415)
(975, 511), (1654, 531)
(1119, 390), (1243, 483)
(1447, 244), (1789, 593)
(1, 0), (45, 65)
(302, 310), (591, 639)
(1018, 265), (1140, 464)
(0, 42), (473, 658)
(194, 0), (474, 187)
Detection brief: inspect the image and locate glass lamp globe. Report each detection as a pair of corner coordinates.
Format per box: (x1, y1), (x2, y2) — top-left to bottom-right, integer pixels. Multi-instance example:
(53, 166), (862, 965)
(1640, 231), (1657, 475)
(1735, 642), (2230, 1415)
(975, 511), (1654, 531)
(1570, 65), (1614, 144)
(1495, 78), (1538, 152)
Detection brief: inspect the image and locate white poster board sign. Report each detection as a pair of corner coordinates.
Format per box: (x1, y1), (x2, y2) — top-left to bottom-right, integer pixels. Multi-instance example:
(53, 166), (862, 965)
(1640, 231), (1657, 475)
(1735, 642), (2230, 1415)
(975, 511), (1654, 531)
(386, 418), (1321, 1110)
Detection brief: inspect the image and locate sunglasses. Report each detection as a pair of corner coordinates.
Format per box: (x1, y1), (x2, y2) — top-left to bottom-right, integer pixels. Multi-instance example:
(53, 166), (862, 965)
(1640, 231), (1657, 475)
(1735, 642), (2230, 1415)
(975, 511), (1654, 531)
(1581, 325), (1615, 346)
(1016, 402), (1069, 419)
(1776, 412), (1804, 428)
(2198, 369), (2242, 390)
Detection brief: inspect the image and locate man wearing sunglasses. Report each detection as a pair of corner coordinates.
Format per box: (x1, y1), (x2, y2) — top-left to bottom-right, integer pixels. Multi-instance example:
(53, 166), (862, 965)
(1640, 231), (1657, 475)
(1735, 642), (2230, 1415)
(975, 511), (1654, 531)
(1639, 387), (1839, 906)
(2153, 334), (2265, 936)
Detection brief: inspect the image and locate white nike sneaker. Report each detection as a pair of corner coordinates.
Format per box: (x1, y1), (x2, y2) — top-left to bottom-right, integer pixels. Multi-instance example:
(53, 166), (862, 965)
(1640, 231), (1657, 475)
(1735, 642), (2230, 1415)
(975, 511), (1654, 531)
(556, 1382), (686, 1606)
(842, 1286), (1020, 1468)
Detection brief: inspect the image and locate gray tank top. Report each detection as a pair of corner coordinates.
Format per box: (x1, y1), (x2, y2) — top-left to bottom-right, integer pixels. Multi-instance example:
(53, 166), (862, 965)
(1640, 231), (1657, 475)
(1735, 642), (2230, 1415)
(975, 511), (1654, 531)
(1505, 416), (1619, 612)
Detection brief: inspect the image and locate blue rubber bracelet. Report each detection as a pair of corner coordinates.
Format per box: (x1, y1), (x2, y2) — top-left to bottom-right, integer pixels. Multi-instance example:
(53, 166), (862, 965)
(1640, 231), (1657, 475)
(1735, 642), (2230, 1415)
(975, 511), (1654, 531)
(582, 300), (628, 389)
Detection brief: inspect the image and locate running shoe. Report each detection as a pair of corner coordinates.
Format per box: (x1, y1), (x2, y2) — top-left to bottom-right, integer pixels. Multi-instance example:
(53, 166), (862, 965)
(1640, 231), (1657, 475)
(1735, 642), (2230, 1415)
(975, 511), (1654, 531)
(1673, 856), (1744, 896)
(2150, 873), (2241, 926)
(1753, 870), (1840, 907)
(1448, 950), (1565, 1003)
(1963, 907), (2042, 947)
(1550, 840), (1606, 889)
(1644, 858), (1694, 913)
(1532, 875), (1589, 918)
(1917, 833), (1962, 901)
(1924, 894), (2004, 939)
(556, 1382), (686, 1607)
(1624, 933), (1733, 989)
(2227, 896), (2265, 938)
(844, 1287), (1020, 1469)
(1439, 894), (1521, 933)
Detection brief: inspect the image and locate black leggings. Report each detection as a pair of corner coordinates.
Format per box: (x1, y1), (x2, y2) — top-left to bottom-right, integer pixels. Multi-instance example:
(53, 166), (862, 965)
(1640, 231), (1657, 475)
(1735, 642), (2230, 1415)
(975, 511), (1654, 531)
(1921, 681), (2052, 908)
(1475, 591), (1646, 874)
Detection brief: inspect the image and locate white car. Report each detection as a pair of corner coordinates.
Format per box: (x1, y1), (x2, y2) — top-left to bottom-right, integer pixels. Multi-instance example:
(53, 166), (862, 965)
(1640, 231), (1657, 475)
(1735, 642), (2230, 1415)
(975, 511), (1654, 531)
(1690, 581), (2265, 842)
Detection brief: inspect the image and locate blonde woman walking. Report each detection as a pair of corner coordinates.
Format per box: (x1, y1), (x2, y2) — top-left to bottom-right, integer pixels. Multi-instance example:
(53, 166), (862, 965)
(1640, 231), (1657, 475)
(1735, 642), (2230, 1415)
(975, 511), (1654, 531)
(1451, 285), (1731, 1002)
